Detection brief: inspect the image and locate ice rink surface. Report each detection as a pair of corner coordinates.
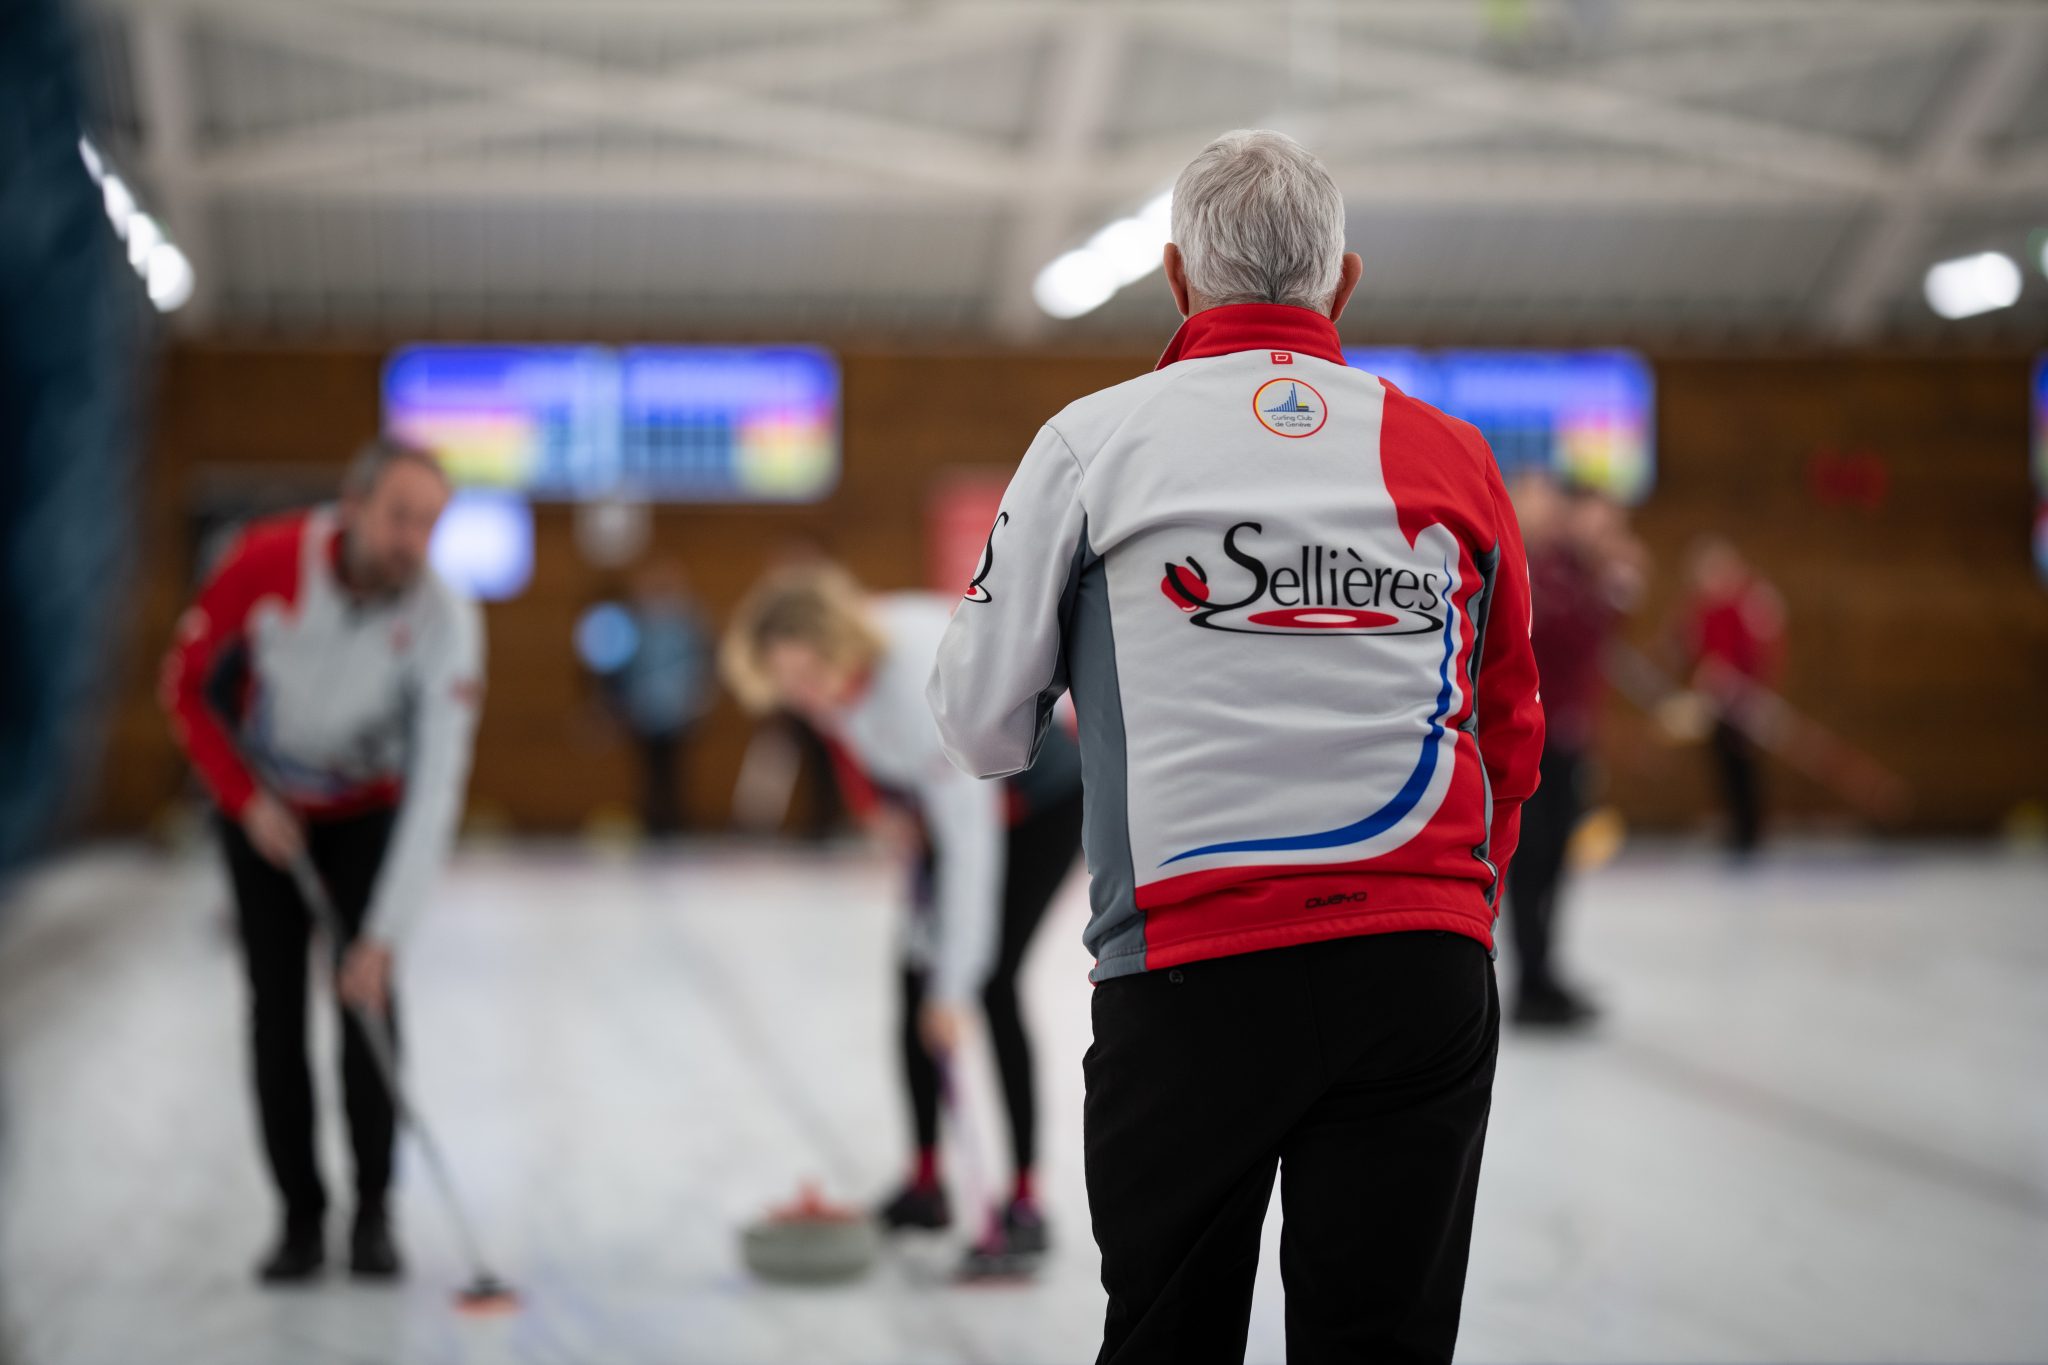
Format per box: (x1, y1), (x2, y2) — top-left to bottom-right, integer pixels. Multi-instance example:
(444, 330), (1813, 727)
(1, 839), (2044, 1365)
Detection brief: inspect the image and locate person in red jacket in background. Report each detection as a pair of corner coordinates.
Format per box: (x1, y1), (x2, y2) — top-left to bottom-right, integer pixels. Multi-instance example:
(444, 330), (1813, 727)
(1681, 538), (1785, 857)
(1506, 474), (1645, 1028)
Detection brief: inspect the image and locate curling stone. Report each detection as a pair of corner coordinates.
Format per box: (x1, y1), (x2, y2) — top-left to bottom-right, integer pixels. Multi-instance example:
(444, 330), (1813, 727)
(740, 1183), (880, 1285)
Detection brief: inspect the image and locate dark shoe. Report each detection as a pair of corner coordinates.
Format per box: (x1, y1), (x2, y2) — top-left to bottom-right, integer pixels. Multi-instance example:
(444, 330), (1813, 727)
(1514, 982), (1601, 1030)
(877, 1181), (951, 1232)
(349, 1206), (404, 1280)
(257, 1217), (325, 1284)
(956, 1203), (1048, 1282)
(999, 1198), (1049, 1257)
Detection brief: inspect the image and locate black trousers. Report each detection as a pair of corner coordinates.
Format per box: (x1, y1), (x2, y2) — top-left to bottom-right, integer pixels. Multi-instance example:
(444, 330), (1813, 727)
(1086, 932), (1499, 1365)
(900, 789), (1085, 1176)
(219, 808), (399, 1227)
(638, 727), (692, 837)
(1504, 744), (1585, 998)
(1709, 719), (1764, 854)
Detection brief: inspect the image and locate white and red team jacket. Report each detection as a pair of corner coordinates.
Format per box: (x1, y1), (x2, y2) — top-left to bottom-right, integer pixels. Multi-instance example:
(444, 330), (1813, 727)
(823, 594), (1008, 1007)
(161, 505), (484, 944)
(929, 303), (1545, 983)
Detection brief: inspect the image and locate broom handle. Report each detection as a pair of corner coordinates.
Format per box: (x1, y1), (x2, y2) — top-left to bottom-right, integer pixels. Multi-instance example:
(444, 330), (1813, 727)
(285, 853), (494, 1277)
(936, 1053), (994, 1241)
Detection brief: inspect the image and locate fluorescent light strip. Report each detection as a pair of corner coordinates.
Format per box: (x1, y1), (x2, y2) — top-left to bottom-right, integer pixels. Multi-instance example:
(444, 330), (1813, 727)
(77, 135), (193, 313)
(1033, 190), (1172, 320)
(1923, 250), (2022, 321)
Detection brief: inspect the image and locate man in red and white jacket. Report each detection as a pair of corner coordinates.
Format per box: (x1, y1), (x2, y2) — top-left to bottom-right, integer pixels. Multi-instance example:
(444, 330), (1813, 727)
(162, 438), (482, 1285)
(929, 131), (1542, 1363)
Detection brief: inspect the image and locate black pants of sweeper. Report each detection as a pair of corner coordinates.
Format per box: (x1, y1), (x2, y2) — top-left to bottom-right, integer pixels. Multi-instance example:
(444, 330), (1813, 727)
(219, 808), (399, 1229)
(899, 788), (1085, 1177)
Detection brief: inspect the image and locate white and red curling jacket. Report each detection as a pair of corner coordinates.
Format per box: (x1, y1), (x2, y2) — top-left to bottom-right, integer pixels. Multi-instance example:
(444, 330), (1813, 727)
(161, 505), (484, 943)
(929, 303), (1544, 982)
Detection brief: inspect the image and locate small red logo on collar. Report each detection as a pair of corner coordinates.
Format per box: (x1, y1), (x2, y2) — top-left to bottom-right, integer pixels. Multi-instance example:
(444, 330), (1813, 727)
(1271, 351), (1293, 364)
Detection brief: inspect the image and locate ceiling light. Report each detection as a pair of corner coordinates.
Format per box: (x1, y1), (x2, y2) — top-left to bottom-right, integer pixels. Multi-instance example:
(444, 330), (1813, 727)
(76, 133), (195, 314)
(1923, 251), (2022, 321)
(1033, 249), (1119, 320)
(146, 241), (195, 312)
(1086, 217), (1166, 288)
(125, 212), (162, 271)
(100, 172), (135, 229)
(1033, 192), (1173, 320)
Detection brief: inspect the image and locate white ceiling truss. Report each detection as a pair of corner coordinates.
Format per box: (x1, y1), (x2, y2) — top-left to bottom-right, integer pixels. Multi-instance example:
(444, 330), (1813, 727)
(86, 0), (2048, 341)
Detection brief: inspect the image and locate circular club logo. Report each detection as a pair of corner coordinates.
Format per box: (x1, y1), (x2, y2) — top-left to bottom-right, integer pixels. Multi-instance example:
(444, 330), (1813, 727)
(1252, 377), (1328, 437)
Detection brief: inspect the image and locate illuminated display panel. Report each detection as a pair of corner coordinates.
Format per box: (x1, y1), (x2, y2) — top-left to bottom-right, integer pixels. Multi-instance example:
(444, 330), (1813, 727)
(621, 346), (839, 502)
(381, 344), (840, 503)
(1345, 348), (1656, 504)
(383, 345), (618, 496)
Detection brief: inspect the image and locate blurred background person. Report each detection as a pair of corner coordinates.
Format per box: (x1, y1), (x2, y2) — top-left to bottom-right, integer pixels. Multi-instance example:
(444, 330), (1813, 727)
(1680, 538), (1786, 859)
(159, 438), (482, 1284)
(723, 563), (1084, 1277)
(600, 560), (713, 839)
(0, 0), (136, 885)
(1506, 473), (1646, 1029)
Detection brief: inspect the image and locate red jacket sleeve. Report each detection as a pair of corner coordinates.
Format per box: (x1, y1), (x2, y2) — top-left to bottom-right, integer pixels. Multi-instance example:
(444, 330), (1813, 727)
(158, 517), (304, 816)
(1476, 466), (1545, 881)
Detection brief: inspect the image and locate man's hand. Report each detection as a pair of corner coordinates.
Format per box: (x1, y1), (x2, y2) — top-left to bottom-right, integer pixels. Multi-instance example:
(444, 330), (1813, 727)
(338, 938), (395, 1013)
(866, 805), (925, 860)
(919, 999), (969, 1058)
(241, 791), (305, 868)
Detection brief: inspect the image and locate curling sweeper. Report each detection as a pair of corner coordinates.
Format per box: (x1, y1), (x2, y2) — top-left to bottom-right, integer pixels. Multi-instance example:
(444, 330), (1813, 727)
(288, 856), (520, 1315)
(720, 564), (1085, 1281)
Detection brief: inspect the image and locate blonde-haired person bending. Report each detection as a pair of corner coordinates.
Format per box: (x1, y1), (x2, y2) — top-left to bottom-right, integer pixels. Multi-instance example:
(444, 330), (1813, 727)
(724, 563), (1084, 1274)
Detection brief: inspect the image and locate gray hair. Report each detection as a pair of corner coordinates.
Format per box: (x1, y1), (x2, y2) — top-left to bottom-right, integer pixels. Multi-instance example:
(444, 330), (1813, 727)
(1170, 130), (1346, 311)
(343, 435), (447, 499)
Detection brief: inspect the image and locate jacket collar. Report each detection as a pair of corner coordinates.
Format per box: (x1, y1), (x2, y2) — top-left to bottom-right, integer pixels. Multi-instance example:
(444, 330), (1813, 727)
(1155, 302), (1346, 370)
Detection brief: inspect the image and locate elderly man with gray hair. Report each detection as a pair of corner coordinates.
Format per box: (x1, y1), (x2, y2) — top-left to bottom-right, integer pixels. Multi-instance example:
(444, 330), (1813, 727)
(929, 130), (1543, 1361)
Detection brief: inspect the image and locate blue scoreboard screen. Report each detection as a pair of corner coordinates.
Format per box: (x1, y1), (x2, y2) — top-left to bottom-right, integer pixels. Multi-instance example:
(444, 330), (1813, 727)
(1346, 348), (1655, 504)
(383, 343), (839, 503)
